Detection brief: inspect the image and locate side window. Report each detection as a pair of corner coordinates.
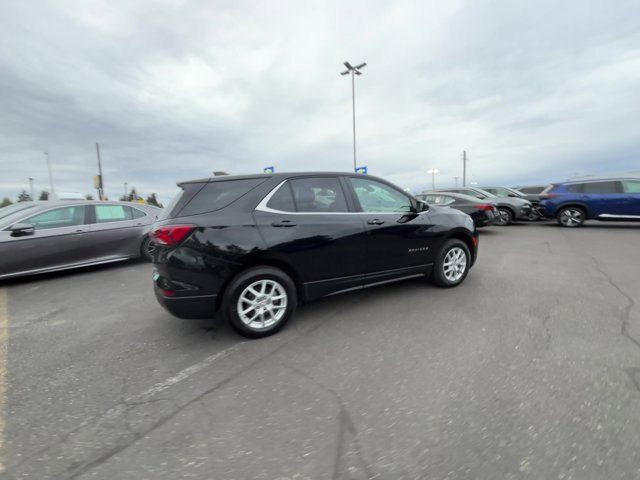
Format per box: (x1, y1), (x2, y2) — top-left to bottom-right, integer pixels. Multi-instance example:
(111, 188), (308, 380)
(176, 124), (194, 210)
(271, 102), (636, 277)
(266, 182), (296, 212)
(567, 184), (583, 193)
(582, 181), (619, 194)
(25, 206), (86, 230)
(622, 181), (640, 193)
(131, 208), (147, 219)
(180, 178), (266, 217)
(95, 205), (133, 223)
(289, 177), (349, 213)
(350, 178), (412, 213)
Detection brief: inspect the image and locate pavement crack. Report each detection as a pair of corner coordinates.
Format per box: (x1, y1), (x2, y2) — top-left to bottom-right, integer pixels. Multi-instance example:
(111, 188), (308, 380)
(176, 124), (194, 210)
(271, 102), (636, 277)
(282, 363), (377, 480)
(588, 255), (640, 350)
(9, 292), (360, 479)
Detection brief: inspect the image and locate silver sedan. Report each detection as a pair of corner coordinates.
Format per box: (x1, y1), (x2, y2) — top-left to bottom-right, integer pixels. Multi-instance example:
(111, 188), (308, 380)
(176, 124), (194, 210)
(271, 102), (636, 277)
(0, 200), (162, 280)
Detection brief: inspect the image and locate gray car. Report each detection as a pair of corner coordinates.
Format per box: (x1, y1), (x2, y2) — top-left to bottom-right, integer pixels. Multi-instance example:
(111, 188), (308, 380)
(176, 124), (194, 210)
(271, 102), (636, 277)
(0, 201), (161, 280)
(437, 187), (532, 225)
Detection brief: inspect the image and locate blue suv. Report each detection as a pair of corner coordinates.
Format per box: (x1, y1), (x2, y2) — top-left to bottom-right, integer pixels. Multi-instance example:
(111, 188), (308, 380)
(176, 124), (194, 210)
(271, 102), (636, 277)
(539, 177), (640, 227)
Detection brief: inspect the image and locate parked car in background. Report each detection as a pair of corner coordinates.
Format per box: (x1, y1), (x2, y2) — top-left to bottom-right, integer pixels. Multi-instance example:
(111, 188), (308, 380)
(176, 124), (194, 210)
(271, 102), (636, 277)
(152, 172), (478, 338)
(479, 186), (542, 220)
(417, 192), (499, 227)
(437, 187), (532, 225)
(512, 185), (548, 204)
(0, 201), (161, 280)
(539, 177), (640, 227)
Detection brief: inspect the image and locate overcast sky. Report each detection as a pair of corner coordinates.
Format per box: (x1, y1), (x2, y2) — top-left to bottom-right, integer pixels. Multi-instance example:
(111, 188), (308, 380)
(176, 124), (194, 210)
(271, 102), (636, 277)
(1, 0), (639, 203)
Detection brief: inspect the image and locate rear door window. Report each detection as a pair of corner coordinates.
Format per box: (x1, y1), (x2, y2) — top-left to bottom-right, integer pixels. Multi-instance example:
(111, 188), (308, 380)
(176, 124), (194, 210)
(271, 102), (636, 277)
(289, 177), (349, 213)
(266, 182), (296, 212)
(95, 205), (133, 222)
(582, 181), (620, 194)
(179, 178), (266, 216)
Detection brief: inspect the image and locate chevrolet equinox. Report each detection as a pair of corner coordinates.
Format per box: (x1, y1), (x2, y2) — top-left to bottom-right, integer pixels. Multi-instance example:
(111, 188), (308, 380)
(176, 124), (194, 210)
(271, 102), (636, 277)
(151, 172), (478, 337)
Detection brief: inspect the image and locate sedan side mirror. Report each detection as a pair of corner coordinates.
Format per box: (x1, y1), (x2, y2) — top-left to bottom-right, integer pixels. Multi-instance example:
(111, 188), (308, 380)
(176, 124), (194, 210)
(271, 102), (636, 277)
(508, 193), (517, 197)
(10, 223), (35, 237)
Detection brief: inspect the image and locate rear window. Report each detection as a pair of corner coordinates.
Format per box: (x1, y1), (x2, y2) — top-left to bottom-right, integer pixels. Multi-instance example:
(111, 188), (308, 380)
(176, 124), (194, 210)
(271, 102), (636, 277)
(178, 178), (266, 217)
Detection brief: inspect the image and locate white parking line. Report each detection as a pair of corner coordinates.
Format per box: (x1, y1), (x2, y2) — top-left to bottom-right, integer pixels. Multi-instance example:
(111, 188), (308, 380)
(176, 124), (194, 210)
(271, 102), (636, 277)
(128, 342), (246, 403)
(0, 289), (7, 473)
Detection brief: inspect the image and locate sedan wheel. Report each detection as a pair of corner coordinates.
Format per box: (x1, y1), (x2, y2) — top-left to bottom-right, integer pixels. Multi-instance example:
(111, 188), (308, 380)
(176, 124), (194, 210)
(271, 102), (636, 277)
(141, 236), (156, 261)
(496, 208), (513, 226)
(557, 207), (585, 227)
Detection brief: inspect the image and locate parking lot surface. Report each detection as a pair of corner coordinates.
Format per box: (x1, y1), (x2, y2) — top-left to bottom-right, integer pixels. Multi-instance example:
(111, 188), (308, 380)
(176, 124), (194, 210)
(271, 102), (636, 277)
(2, 222), (640, 479)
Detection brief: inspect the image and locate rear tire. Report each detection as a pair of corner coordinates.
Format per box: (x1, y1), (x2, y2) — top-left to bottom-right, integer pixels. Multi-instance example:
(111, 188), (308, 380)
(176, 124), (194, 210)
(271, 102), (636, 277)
(432, 239), (471, 288)
(140, 236), (155, 261)
(223, 266), (297, 338)
(557, 207), (585, 227)
(496, 207), (513, 226)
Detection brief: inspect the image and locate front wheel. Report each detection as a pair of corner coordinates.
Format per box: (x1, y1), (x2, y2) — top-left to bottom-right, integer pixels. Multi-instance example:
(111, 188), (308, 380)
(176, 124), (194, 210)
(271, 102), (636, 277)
(557, 207), (585, 227)
(223, 267), (297, 338)
(432, 239), (471, 288)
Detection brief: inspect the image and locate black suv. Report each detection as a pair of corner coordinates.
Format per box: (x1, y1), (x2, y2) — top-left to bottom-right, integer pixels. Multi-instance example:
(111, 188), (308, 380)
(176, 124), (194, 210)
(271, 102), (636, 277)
(151, 172), (478, 337)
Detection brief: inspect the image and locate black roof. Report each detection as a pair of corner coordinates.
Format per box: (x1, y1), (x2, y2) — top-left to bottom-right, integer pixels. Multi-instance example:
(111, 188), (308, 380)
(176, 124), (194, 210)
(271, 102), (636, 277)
(178, 171), (377, 186)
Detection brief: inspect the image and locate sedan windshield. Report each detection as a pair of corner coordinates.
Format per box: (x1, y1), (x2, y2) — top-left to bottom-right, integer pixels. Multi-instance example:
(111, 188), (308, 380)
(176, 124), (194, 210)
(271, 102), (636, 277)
(0, 202), (38, 221)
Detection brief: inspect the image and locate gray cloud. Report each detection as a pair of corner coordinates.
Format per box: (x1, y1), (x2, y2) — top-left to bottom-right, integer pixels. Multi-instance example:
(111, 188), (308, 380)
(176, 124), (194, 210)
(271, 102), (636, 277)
(1, 0), (639, 203)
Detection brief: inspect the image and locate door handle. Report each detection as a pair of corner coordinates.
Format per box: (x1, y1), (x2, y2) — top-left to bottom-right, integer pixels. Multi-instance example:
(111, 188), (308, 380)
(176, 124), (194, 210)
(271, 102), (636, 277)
(367, 219), (385, 225)
(74, 229), (86, 233)
(272, 220), (297, 227)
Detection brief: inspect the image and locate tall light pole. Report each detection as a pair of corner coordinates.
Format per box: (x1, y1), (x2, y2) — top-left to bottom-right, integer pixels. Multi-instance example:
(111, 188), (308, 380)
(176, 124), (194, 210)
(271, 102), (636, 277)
(95, 142), (105, 200)
(44, 151), (56, 199)
(340, 61), (366, 172)
(28, 177), (35, 200)
(427, 169), (440, 190)
(462, 150), (467, 187)
(454, 176), (459, 187)
(124, 182), (128, 199)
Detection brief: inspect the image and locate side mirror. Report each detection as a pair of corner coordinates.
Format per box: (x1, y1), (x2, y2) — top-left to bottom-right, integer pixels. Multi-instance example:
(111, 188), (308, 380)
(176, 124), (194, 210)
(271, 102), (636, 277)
(476, 195), (485, 199)
(415, 200), (429, 212)
(10, 223), (35, 237)
(508, 193), (517, 197)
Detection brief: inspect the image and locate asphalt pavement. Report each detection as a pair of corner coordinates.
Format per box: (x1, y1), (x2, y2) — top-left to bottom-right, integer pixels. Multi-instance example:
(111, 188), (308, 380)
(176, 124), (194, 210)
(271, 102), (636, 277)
(2, 221), (640, 480)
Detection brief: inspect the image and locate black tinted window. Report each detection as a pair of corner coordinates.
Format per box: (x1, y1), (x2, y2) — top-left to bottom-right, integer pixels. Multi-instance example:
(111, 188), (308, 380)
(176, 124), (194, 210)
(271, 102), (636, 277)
(179, 178), (266, 216)
(266, 182), (296, 212)
(582, 181), (619, 194)
(289, 177), (348, 213)
(520, 186), (544, 194)
(566, 184), (583, 193)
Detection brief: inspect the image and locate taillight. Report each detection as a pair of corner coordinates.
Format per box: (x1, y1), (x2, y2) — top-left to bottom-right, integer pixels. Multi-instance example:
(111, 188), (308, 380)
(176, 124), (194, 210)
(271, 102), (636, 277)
(150, 225), (195, 246)
(474, 204), (493, 211)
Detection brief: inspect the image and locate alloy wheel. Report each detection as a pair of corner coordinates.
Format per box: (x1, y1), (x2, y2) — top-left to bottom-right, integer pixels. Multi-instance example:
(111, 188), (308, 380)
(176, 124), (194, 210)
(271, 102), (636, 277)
(443, 247), (467, 283)
(236, 279), (288, 330)
(559, 208), (584, 227)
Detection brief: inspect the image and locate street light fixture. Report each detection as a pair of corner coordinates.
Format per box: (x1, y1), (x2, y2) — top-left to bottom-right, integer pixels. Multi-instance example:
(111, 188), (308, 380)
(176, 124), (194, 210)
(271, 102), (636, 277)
(340, 61), (367, 172)
(427, 169), (440, 190)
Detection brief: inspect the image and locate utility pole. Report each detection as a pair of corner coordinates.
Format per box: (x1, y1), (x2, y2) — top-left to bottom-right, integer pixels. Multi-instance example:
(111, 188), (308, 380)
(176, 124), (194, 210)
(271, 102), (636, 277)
(427, 169), (440, 190)
(96, 142), (104, 200)
(28, 177), (35, 200)
(44, 151), (56, 199)
(462, 150), (467, 187)
(454, 176), (459, 188)
(340, 61), (367, 172)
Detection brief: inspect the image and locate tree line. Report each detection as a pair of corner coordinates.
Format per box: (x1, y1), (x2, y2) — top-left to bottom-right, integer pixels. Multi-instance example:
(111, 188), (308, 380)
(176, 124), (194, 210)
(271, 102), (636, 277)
(1, 190), (164, 208)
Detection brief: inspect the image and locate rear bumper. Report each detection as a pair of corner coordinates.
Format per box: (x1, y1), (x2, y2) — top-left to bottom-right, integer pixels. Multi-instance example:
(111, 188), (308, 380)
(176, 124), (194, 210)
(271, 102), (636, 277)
(154, 288), (217, 319)
(153, 271), (217, 319)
